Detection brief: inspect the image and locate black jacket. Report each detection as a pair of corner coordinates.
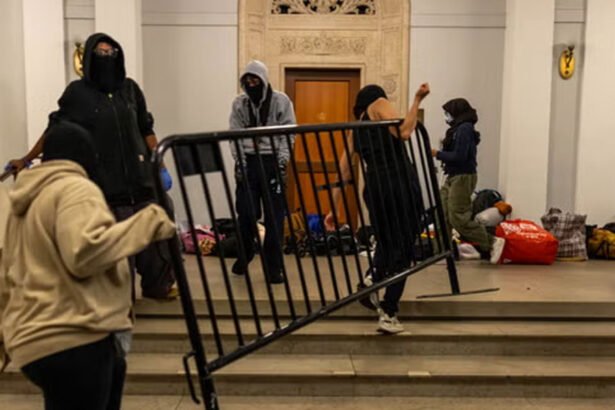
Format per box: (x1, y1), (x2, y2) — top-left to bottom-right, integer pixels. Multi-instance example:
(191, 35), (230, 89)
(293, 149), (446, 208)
(47, 33), (155, 205)
(437, 98), (481, 176)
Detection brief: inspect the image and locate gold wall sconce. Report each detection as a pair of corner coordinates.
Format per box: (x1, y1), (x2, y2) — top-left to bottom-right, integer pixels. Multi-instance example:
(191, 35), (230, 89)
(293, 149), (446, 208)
(559, 45), (575, 80)
(73, 42), (85, 78)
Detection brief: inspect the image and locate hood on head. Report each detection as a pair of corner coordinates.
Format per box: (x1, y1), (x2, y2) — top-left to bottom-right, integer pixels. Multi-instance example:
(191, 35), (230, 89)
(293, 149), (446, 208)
(9, 161), (88, 217)
(442, 98), (478, 127)
(82, 32), (126, 87)
(240, 60), (270, 104)
(353, 84), (387, 120)
(42, 121), (101, 185)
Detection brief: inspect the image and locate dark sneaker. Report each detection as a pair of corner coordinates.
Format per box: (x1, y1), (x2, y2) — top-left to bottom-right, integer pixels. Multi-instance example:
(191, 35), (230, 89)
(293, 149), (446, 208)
(231, 259), (248, 275)
(266, 269), (285, 284)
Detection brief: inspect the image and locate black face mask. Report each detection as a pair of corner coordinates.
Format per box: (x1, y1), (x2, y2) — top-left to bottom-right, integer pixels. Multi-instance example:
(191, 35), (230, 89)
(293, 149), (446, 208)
(91, 55), (123, 93)
(245, 84), (264, 104)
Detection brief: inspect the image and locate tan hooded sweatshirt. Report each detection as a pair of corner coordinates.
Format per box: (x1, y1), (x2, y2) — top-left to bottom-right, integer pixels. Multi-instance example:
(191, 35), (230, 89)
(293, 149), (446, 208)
(0, 161), (175, 369)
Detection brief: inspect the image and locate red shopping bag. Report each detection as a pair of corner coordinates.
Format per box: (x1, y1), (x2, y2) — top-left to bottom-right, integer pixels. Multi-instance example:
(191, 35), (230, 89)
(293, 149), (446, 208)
(495, 220), (559, 264)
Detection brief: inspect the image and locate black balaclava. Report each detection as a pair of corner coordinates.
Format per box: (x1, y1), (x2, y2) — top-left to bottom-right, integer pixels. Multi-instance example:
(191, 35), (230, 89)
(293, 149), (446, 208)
(83, 33), (126, 93)
(242, 76), (265, 105)
(91, 53), (124, 93)
(441, 98), (480, 149)
(353, 85), (387, 120)
(43, 121), (101, 185)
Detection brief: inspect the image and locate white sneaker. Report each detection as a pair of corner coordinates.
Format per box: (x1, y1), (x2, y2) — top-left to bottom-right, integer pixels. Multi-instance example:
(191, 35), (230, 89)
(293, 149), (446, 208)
(377, 309), (404, 334)
(490, 237), (506, 264)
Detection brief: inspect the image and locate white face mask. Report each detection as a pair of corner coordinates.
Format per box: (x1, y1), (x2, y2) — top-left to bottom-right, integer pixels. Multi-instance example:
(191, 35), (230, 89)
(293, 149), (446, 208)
(444, 111), (454, 125)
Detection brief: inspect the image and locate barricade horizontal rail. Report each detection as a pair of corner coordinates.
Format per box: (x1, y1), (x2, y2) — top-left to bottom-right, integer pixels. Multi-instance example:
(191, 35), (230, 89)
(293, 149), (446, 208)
(153, 119), (459, 409)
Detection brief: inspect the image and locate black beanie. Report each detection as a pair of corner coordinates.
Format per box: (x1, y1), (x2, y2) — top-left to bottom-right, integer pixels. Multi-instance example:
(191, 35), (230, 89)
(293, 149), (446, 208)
(353, 84), (387, 120)
(43, 121), (101, 184)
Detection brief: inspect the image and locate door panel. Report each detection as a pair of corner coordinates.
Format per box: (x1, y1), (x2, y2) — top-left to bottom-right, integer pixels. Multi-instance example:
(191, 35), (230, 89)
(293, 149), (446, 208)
(285, 69), (360, 229)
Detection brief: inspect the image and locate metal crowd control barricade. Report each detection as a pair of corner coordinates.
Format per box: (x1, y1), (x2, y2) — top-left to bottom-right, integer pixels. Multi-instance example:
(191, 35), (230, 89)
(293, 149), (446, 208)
(152, 120), (493, 410)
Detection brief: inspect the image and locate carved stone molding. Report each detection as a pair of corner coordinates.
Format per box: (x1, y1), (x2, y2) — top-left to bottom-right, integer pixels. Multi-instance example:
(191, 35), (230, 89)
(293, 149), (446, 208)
(271, 0), (376, 15)
(280, 33), (367, 55)
(238, 0), (410, 112)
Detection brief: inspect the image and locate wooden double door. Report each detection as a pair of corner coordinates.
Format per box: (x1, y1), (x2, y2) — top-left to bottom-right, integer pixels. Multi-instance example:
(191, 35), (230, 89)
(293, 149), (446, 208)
(284, 69), (361, 229)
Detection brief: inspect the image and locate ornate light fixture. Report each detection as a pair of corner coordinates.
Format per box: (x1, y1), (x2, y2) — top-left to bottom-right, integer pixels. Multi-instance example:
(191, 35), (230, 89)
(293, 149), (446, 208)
(272, 0), (376, 15)
(73, 42), (85, 77)
(559, 45), (576, 80)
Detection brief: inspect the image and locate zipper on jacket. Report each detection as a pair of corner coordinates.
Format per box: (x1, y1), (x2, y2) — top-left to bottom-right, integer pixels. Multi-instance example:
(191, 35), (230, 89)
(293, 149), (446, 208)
(108, 93), (135, 205)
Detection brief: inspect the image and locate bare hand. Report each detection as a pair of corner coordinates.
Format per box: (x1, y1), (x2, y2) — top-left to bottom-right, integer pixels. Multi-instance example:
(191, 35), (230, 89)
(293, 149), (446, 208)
(415, 83), (430, 100)
(431, 148), (438, 157)
(324, 212), (336, 232)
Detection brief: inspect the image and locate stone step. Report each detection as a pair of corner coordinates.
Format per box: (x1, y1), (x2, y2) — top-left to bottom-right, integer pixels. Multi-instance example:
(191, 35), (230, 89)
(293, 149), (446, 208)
(135, 298), (615, 320)
(3, 395), (615, 410)
(131, 317), (615, 356)
(3, 353), (615, 398)
(0, 394), (615, 410)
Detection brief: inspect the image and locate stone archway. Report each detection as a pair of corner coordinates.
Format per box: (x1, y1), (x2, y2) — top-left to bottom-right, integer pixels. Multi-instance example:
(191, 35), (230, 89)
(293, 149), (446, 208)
(238, 0), (411, 113)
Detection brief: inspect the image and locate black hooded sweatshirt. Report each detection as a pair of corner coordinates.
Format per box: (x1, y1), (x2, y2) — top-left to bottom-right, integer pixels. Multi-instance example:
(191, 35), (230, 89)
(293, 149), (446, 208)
(47, 33), (155, 205)
(436, 98), (481, 176)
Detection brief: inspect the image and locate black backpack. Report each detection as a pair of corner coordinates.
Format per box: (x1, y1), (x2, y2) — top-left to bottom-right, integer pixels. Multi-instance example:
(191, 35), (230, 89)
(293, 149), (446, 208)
(472, 189), (503, 217)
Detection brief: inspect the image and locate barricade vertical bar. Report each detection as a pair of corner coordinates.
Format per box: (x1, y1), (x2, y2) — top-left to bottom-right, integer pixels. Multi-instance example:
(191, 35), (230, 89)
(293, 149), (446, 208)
(268, 134), (311, 316)
(298, 131), (341, 301)
(412, 123), (445, 255)
(224, 140), (263, 337)
(396, 124), (434, 261)
(326, 129), (365, 286)
(416, 122), (460, 294)
(155, 146), (218, 409)
(314, 130), (353, 295)
(340, 128), (374, 283)
(194, 150), (244, 346)
(171, 147), (224, 356)
(284, 133), (327, 305)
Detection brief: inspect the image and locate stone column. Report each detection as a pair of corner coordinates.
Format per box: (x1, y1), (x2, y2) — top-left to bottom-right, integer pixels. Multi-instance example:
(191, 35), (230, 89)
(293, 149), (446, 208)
(498, 0), (555, 221)
(574, 0), (615, 224)
(22, 0), (65, 147)
(0, 0), (28, 159)
(95, 0), (143, 83)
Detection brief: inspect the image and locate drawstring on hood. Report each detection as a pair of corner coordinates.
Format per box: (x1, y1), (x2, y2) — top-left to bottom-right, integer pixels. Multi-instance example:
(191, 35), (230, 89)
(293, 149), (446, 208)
(240, 60), (273, 126)
(83, 33), (126, 93)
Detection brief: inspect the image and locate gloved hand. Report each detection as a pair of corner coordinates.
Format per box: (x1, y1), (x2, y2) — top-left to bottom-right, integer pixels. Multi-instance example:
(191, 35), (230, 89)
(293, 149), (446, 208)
(160, 168), (173, 191)
(4, 158), (31, 173)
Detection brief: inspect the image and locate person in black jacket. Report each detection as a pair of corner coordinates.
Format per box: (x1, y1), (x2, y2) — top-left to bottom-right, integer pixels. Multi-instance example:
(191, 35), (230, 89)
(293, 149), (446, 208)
(5, 33), (176, 299)
(325, 83), (430, 334)
(432, 98), (505, 264)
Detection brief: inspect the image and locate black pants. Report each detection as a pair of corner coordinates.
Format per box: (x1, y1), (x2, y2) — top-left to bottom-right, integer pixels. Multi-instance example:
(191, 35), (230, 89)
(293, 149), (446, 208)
(111, 198), (174, 296)
(364, 168), (420, 316)
(22, 335), (126, 410)
(235, 155), (285, 278)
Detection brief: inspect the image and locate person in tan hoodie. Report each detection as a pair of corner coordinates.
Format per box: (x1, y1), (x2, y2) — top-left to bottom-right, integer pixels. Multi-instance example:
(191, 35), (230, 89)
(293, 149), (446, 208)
(0, 121), (176, 410)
